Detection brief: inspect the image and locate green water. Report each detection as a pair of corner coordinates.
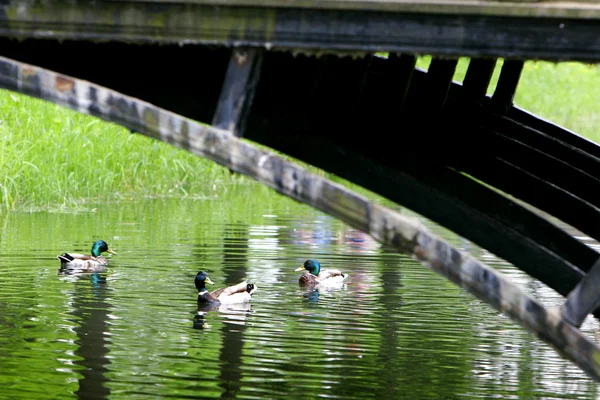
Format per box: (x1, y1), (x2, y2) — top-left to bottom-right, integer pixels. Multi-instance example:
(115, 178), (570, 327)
(0, 182), (598, 399)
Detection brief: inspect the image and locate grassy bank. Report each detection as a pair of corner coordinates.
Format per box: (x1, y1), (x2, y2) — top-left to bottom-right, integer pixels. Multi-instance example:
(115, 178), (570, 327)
(0, 91), (242, 212)
(1, 56), (599, 212)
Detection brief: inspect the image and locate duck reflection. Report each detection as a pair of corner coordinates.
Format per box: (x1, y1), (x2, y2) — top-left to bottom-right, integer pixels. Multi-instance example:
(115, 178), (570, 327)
(299, 277), (348, 306)
(57, 269), (112, 399)
(303, 287), (320, 304)
(58, 264), (108, 277)
(193, 302), (253, 330)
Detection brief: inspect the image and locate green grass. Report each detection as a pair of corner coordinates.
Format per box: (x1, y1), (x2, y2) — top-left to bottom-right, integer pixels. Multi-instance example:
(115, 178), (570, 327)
(0, 91), (243, 212)
(1, 56), (599, 212)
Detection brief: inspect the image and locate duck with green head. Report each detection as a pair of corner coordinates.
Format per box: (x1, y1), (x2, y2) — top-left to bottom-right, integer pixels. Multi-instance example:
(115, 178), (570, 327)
(195, 271), (257, 305)
(57, 240), (117, 271)
(294, 259), (348, 286)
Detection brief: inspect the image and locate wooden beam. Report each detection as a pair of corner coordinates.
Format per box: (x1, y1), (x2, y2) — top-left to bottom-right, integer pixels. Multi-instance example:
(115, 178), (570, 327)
(507, 107), (600, 160)
(425, 58), (458, 112)
(13, 0), (600, 21)
(490, 60), (524, 115)
(462, 127), (600, 209)
(563, 257), (600, 328)
(462, 58), (497, 108)
(486, 115), (600, 179)
(5, 1), (600, 62)
(212, 47), (263, 137)
(2, 55), (599, 380)
(386, 53), (416, 114)
(451, 154), (600, 244)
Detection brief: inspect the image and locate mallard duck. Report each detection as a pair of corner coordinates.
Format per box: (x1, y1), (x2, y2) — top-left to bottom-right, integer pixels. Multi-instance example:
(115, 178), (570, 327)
(295, 259), (348, 286)
(195, 271), (257, 305)
(57, 240), (117, 270)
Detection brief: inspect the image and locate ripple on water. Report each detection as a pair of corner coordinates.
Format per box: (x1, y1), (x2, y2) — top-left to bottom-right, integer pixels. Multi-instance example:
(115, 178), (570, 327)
(0, 199), (599, 399)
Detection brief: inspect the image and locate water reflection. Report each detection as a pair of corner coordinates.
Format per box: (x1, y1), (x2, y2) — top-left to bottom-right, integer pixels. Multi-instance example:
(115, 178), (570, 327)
(59, 270), (111, 399)
(1, 197), (599, 399)
(218, 224), (251, 399)
(194, 303), (253, 330)
(302, 288), (320, 304)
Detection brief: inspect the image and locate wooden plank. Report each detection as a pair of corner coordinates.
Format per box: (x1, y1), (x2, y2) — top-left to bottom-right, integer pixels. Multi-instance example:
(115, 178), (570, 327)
(2, 54), (599, 381)
(563, 257), (600, 328)
(507, 107), (600, 160)
(464, 128), (600, 209)
(425, 58), (458, 111)
(212, 48), (264, 137)
(102, 0), (600, 19)
(487, 115), (600, 180)
(491, 60), (524, 115)
(462, 58), (497, 107)
(451, 154), (600, 244)
(4, 1), (600, 61)
(385, 53), (416, 114)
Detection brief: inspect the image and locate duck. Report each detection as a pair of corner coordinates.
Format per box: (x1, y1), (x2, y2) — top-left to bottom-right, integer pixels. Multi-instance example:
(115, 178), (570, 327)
(57, 240), (117, 270)
(195, 271), (257, 305)
(294, 259), (348, 286)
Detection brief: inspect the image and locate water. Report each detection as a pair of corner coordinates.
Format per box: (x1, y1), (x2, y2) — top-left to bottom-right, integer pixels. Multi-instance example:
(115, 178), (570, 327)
(0, 182), (599, 399)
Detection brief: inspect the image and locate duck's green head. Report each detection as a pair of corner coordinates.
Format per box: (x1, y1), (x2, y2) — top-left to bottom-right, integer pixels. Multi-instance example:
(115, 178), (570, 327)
(295, 259), (321, 276)
(91, 240), (118, 257)
(195, 271), (215, 292)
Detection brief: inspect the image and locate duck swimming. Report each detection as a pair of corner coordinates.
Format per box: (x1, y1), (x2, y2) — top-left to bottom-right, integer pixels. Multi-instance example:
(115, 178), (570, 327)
(195, 271), (257, 305)
(57, 240), (117, 270)
(295, 259), (348, 286)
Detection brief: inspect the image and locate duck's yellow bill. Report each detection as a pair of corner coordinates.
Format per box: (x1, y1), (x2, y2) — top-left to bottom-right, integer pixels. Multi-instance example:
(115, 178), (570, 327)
(107, 248), (118, 255)
(205, 277), (215, 284)
(294, 266), (306, 271)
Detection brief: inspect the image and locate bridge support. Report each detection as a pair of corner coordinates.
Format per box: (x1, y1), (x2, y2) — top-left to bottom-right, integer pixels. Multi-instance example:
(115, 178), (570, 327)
(563, 257), (600, 327)
(461, 58), (497, 108)
(490, 59), (524, 114)
(212, 47), (264, 137)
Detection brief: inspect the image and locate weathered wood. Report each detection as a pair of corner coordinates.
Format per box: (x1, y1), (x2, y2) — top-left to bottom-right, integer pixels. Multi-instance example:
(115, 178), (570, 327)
(452, 153), (600, 244)
(385, 53), (416, 114)
(563, 257), (600, 328)
(354, 53), (415, 128)
(507, 107), (600, 160)
(3, 1), (600, 61)
(487, 115), (600, 178)
(102, 0), (600, 19)
(490, 60), (524, 115)
(425, 58), (458, 111)
(1, 55), (599, 381)
(462, 58), (497, 107)
(464, 128), (600, 209)
(212, 48), (264, 137)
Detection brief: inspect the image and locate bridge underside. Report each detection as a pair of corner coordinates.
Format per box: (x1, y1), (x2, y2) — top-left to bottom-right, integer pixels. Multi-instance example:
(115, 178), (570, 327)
(1, 0), (600, 380)
(2, 38), (598, 307)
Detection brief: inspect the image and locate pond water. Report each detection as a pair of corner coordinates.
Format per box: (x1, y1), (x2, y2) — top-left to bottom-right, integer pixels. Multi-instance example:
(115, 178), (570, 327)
(0, 182), (599, 399)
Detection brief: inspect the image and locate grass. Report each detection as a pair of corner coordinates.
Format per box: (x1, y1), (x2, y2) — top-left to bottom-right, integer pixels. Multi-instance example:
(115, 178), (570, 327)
(0, 91), (243, 212)
(1, 56), (599, 212)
